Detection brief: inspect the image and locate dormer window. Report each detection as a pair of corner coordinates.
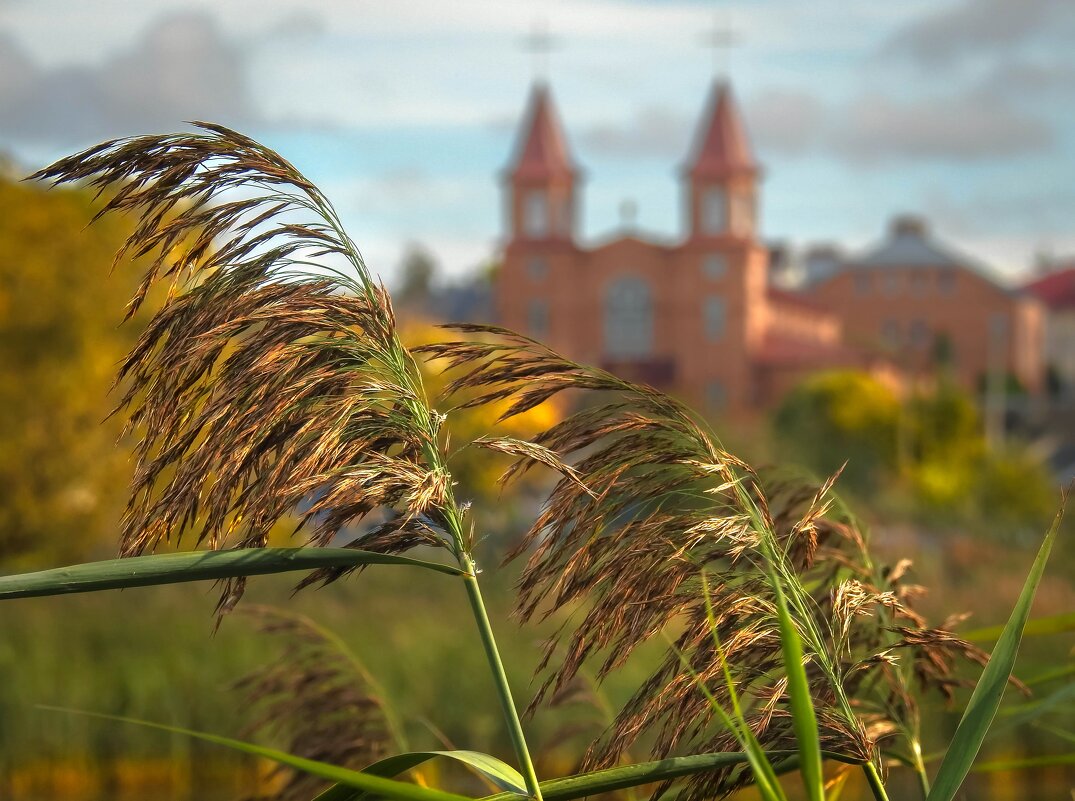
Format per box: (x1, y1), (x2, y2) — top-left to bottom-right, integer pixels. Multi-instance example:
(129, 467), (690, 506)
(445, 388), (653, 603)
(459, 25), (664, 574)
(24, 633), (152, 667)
(524, 190), (549, 237)
(702, 186), (726, 234)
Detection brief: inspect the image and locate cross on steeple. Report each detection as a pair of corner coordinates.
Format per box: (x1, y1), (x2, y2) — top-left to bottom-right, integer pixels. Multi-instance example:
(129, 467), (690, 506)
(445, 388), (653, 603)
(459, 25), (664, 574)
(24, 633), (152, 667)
(521, 20), (557, 81)
(700, 12), (739, 77)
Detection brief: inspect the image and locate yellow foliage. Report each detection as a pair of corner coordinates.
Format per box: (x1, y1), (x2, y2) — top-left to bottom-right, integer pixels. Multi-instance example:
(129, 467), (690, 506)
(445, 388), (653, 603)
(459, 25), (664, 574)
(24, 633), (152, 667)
(399, 320), (563, 502)
(0, 177), (159, 565)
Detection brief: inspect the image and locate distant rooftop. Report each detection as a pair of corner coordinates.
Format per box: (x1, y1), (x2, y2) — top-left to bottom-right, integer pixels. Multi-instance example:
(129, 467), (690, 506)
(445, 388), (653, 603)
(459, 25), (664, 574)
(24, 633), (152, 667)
(852, 215), (975, 270)
(1024, 265), (1075, 310)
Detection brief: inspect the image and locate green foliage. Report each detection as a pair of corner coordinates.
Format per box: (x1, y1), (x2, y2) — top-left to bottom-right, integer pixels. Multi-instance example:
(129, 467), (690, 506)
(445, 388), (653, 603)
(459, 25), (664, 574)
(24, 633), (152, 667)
(772, 371), (1057, 536)
(0, 177), (150, 565)
(928, 511), (1062, 801)
(773, 371), (899, 491)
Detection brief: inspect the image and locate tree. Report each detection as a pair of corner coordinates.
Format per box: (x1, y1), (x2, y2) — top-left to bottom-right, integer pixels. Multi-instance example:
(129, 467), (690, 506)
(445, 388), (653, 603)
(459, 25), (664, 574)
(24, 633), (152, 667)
(772, 371), (900, 492)
(396, 244), (437, 310)
(773, 370), (1057, 536)
(0, 177), (152, 565)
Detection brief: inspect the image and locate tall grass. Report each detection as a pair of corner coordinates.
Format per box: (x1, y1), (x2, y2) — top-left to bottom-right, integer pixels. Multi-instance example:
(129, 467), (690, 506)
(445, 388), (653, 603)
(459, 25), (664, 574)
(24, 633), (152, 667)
(0, 125), (1068, 801)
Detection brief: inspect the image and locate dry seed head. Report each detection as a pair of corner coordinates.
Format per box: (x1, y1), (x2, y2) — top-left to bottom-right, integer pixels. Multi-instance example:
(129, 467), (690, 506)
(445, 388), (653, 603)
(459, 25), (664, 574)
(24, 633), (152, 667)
(422, 325), (1000, 799)
(33, 125), (463, 611)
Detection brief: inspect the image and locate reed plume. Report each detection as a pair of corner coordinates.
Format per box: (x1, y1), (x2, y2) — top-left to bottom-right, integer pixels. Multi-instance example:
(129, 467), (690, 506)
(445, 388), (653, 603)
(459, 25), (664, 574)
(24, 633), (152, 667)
(235, 605), (398, 801)
(31, 125), (468, 612)
(421, 325), (993, 798)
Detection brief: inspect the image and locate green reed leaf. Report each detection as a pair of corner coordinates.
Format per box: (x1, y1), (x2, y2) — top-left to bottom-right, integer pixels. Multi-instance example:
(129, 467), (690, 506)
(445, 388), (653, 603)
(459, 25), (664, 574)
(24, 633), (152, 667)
(38, 707), (472, 801)
(0, 547), (462, 600)
(770, 572), (826, 801)
(927, 507), (1062, 801)
(477, 750), (865, 801)
(314, 750), (527, 801)
(694, 576), (788, 801)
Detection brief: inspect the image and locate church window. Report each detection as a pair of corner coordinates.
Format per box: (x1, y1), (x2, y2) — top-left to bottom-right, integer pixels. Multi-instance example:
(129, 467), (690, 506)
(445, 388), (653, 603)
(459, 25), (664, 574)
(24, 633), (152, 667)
(989, 312), (1009, 339)
(854, 272), (872, 295)
(910, 319), (930, 348)
(881, 320), (900, 348)
(604, 276), (653, 358)
(706, 380), (727, 410)
(911, 272), (929, 295)
(524, 190), (548, 237)
(704, 295), (726, 341)
(939, 268), (956, 294)
(703, 253), (727, 279)
(702, 186), (726, 234)
(883, 272), (901, 294)
(730, 192), (755, 235)
(528, 299), (549, 338)
(527, 256), (548, 281)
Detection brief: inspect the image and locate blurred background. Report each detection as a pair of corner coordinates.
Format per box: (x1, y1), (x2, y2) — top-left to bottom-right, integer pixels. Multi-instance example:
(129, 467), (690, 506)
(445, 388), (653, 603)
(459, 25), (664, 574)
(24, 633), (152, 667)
(0, 1), (1073, 799)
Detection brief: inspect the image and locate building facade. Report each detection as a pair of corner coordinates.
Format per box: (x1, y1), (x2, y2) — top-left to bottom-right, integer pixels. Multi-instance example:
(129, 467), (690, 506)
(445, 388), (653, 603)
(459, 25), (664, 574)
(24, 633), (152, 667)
(1024, 264), (1075, 392)
(494, 80), (1044, 413)
(804, 217), (1045, 395)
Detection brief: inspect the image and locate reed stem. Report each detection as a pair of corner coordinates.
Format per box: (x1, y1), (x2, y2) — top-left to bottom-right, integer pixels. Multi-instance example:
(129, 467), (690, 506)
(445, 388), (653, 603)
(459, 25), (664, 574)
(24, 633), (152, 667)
(912, 744), (931, 799)
(462, 565), (544, 801)
(863, 761), (891, 801)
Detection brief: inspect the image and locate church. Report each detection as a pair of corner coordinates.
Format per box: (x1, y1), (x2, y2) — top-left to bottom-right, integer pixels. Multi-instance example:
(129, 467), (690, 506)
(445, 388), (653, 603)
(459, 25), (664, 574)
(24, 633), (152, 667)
(493, 80), (1044, 414)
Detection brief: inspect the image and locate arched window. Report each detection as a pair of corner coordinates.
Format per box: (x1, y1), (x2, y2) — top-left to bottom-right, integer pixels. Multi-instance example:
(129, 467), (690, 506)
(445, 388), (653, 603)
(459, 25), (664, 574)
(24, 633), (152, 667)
(604, 276), (653, 358)
(524, 191), (548, 237)
(704, 295), (726, 341)
(528, 299), (549, 338)
(703, 253), (727, 279)
(702, 186), (726, 234)
(730, 191), (755, 235)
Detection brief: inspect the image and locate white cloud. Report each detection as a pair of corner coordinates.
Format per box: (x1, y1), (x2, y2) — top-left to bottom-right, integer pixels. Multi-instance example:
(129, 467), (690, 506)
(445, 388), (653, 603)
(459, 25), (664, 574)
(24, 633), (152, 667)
(832, 91), (1053, 162)
(0, 12), (257, 144)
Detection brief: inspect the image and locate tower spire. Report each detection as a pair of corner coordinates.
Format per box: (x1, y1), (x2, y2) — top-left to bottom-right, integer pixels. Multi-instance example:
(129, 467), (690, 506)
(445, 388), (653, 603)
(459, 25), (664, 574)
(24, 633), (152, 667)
(504, 83), (578, 241)
(685, 81), (757, 180)
(507, 83), (576, 181)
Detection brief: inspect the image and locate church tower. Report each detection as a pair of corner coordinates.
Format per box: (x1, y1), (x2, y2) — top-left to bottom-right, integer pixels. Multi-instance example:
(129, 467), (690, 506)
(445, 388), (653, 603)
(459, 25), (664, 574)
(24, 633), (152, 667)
(675, 79), (768, 411)
(497, 83), (581, 351)
(684, 81), (759, 241)
(504, 83), (578, 242)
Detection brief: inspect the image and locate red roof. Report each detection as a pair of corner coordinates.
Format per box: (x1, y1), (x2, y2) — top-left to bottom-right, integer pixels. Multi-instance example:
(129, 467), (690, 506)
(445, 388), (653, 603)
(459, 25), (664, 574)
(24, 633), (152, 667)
(1023, 266), (1075, 310)
(508, 83), (576, 181)
(753, 334), (873, 369)
(766, 286), (829, 315)
(685, 81), (757, 179)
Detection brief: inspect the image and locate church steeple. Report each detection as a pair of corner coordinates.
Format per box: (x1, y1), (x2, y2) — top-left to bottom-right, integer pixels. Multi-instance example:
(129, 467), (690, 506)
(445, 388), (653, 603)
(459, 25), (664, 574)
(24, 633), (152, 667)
(505, 83), (578, 241)
(684, 80), (759, 240)
(686, 81), (757, 179)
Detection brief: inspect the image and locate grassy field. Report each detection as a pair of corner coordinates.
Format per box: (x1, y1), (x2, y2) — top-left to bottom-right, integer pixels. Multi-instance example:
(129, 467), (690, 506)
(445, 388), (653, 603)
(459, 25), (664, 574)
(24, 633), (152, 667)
(0, 529), (1072, 800)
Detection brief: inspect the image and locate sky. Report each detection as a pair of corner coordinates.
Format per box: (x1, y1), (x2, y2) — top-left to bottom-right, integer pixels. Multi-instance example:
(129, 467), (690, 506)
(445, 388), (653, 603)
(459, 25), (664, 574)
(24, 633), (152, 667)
(1, 0), (1073, 285)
